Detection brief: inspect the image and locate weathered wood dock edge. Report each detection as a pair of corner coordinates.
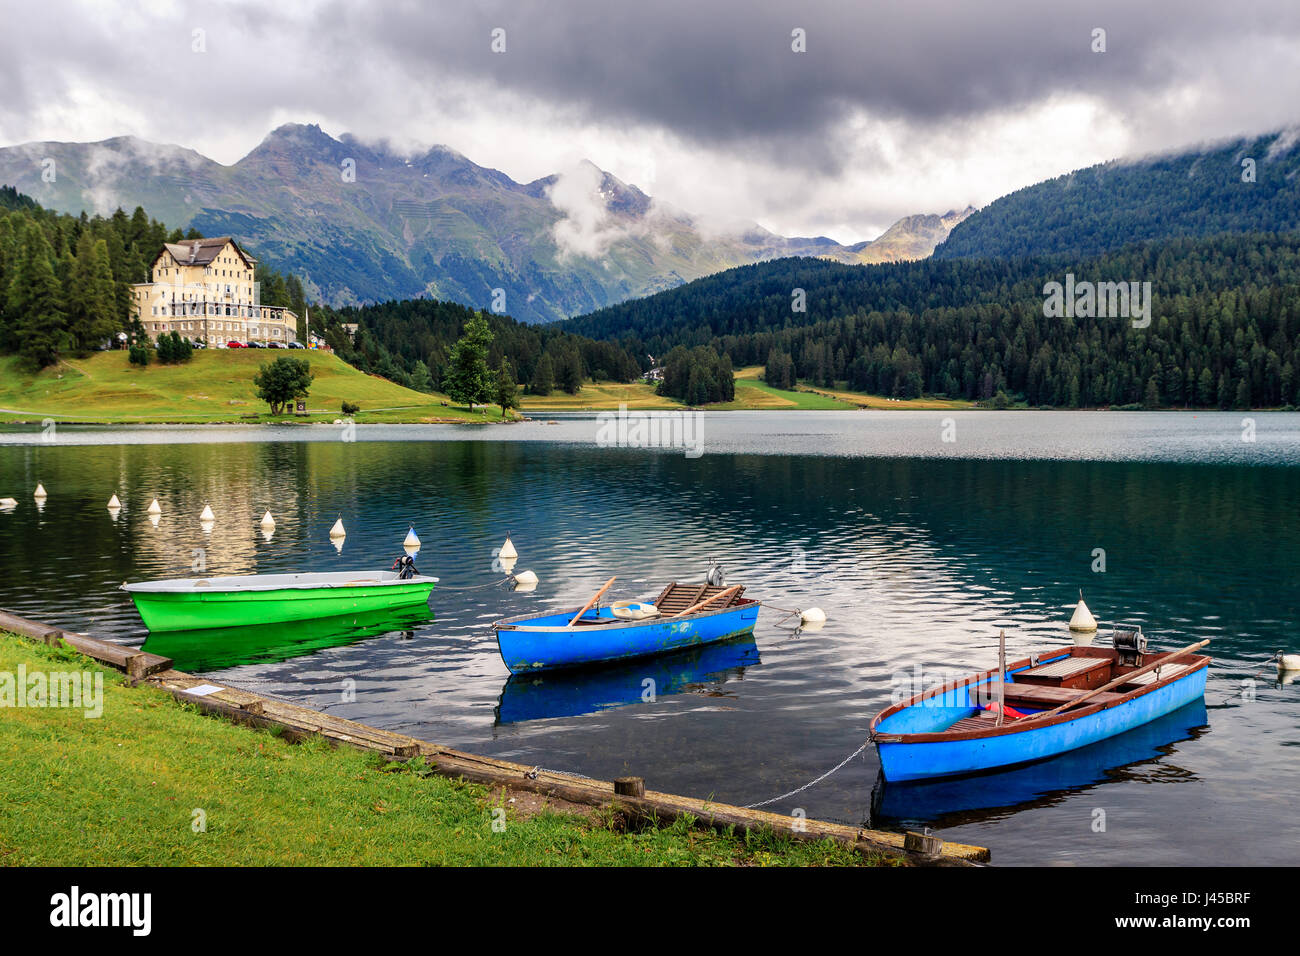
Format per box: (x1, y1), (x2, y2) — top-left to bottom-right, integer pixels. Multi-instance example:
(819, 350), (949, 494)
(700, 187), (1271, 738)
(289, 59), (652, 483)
(0, 610), (990, 865)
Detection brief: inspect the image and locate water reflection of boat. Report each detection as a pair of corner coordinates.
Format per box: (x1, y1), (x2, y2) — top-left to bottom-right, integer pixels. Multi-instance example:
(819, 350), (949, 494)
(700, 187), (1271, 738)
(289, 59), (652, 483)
(495, 634), (760, 724)
(141, 605), (433, 672)
(870, 699), (1208, 827)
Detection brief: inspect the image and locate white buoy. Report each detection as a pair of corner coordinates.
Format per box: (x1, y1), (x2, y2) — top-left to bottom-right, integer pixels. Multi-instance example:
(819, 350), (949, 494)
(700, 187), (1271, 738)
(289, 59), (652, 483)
(1276, 651), (1300, 672)
(107, 494), (121, 510)
(34, 483), (46, 499)
(147, 498), (162, 515)
(260, 510), (276, 529)
(329, 517), (346, 538)
(499, 536), (518, 560)
(404, 526), (421, 549)
(1069, 595), (1098, 632)
(0, 497), (17, 509)
(200, 504), (215, 522)
(800, 607), (827, 626)
(512, 569), (538, 591)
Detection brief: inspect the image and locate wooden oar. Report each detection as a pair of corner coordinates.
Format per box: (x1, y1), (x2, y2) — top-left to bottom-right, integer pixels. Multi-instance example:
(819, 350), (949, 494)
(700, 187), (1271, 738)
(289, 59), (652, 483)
(567, 576), (617, 627)
(676, 585), (741, 617)
(1028, 639), (1211, 722)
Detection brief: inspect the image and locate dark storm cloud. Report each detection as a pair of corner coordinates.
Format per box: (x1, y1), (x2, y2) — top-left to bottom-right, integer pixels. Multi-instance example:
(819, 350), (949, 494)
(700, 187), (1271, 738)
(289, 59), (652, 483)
(317, 0), (1300, 166)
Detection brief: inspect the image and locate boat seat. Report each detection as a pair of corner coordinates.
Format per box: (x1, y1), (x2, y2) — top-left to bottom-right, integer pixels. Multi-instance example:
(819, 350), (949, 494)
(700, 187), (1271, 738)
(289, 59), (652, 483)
(1013, 655), (1111, 688)
(993, 682), (1125, 708)
(1118, 662), (1193, 687)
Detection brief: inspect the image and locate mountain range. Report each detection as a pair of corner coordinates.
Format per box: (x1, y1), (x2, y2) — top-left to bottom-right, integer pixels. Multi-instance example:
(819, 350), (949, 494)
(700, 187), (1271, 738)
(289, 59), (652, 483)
(0, 123), (970, 323)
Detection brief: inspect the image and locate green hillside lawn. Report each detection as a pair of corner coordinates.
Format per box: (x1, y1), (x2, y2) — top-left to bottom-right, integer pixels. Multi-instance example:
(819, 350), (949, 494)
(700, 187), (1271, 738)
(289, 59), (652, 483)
(520, 380), (682, 411)
(0, 351), (511, 424)
(723, 367), (974, 410)
(518, 368), (975, 412)
(0, 633), (882, 866)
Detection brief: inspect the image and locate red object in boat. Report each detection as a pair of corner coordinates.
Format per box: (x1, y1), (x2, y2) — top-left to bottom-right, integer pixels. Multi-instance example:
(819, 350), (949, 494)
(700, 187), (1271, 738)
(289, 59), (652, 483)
(983, 701), (1028, 719)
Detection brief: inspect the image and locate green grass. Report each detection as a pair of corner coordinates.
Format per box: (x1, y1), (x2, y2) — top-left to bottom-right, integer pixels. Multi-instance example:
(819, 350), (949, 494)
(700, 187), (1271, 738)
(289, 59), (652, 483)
(0, 351), (513, 424)
(727, 366), (976, 410)
(0, 634), (887, 866)
(521, 380), (682, 411)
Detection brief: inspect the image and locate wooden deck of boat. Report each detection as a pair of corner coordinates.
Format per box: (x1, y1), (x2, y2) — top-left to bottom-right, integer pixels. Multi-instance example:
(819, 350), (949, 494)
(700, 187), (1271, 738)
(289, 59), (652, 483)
(652, 582), (747, 614)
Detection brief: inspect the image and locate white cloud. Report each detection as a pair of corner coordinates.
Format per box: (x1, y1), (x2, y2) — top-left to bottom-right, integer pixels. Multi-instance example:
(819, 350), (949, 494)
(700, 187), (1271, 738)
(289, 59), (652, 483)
(3, 1), (1300, 244)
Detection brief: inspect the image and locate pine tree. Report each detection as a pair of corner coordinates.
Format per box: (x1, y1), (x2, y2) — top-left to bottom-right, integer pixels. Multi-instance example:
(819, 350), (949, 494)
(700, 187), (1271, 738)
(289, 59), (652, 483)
(6, 221), (68, 368)
(495, 358), (520, 416)
(65, 235), (118, 351)
(530, 353), (554, 395)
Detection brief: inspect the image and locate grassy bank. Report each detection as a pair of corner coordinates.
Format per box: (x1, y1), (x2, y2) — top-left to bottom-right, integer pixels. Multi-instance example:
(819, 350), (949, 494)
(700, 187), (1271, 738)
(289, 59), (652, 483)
(0, 352), (513, 425)
(519, 367), (976, 412)
(0, 351), (972, 423)
(0, 633), (883, 866)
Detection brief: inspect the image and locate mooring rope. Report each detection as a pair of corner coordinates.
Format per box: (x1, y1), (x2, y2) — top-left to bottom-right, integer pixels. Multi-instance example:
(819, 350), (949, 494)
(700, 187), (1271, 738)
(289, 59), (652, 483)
(437, 576), (516, 591)
(742, 739), (871, 809)
(1215, 654), (1285, 705)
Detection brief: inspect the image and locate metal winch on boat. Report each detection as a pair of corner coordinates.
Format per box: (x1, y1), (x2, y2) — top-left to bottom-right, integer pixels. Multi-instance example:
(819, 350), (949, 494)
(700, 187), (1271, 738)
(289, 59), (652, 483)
(1112, 626), (1147, 666)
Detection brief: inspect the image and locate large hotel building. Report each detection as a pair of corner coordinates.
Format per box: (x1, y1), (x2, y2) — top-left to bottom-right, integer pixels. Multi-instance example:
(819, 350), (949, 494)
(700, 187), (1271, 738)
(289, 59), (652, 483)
(130, 237), (299, 346)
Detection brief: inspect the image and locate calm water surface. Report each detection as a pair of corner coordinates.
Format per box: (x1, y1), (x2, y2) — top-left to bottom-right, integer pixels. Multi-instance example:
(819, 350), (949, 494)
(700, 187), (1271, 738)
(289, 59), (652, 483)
(2, 410), (1298, 865)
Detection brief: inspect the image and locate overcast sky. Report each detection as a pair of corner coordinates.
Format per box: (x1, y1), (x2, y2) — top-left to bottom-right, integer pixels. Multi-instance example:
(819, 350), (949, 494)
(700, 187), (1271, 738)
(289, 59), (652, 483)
(2, 0), (1299, 243)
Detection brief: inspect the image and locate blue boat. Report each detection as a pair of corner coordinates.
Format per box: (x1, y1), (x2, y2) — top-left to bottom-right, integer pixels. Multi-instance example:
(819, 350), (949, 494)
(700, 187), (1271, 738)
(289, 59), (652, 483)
(869, 636), (1211, 782)
(492, 580), (760, 673)
(871, 699), (1210, 825)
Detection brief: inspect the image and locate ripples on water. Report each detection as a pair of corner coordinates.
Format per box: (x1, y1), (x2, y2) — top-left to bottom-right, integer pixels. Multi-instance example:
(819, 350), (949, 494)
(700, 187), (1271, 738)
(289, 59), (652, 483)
(1, 411), (1298, 865)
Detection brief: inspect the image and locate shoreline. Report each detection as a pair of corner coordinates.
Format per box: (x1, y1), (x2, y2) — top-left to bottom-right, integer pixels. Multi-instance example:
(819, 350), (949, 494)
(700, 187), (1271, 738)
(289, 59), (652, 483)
(0, 612), (988, 866)
(2, 405), (1297, 427)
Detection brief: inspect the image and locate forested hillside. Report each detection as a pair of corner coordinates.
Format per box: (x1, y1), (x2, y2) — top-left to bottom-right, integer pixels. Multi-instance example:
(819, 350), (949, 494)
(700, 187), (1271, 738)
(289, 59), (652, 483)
(566, 234), (1300, 408)
(313, 297), (643, 396)
(934, 131), (1300, 261)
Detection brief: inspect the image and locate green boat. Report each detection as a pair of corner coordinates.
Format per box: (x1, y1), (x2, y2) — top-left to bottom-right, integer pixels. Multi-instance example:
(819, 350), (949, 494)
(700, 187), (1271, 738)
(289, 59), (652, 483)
(121, 570), (438, 633)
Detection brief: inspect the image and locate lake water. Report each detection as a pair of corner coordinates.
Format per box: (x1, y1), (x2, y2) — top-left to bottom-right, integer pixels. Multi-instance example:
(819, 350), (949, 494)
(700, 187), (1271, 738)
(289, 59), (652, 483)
(2, 410), (1298, 865)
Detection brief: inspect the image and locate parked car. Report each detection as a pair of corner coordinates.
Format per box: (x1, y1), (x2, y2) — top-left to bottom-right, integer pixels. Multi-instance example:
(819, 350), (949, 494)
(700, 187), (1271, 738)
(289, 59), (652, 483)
(226, 341), (245, 348)
(192, 340), (207, 349)
(247, 341), (265, 348)
(267, 342), (282, 349)
(287, 341), (306, 349)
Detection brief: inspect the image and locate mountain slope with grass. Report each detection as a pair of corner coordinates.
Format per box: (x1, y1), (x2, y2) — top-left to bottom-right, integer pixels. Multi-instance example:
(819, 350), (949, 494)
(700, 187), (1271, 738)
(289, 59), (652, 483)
(0, 349), (508, 423)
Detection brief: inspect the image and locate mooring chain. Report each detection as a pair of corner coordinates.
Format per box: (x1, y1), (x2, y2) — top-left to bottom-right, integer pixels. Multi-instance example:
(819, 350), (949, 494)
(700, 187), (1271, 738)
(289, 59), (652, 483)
(526, 766), (595, 781)
(742, 739), (871, 809)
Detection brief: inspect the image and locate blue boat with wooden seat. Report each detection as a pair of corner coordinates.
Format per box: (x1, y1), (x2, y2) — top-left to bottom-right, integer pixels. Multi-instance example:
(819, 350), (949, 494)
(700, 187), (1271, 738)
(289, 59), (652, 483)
(869, 631), (1211, 782)
(492, 576), (760, 674)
